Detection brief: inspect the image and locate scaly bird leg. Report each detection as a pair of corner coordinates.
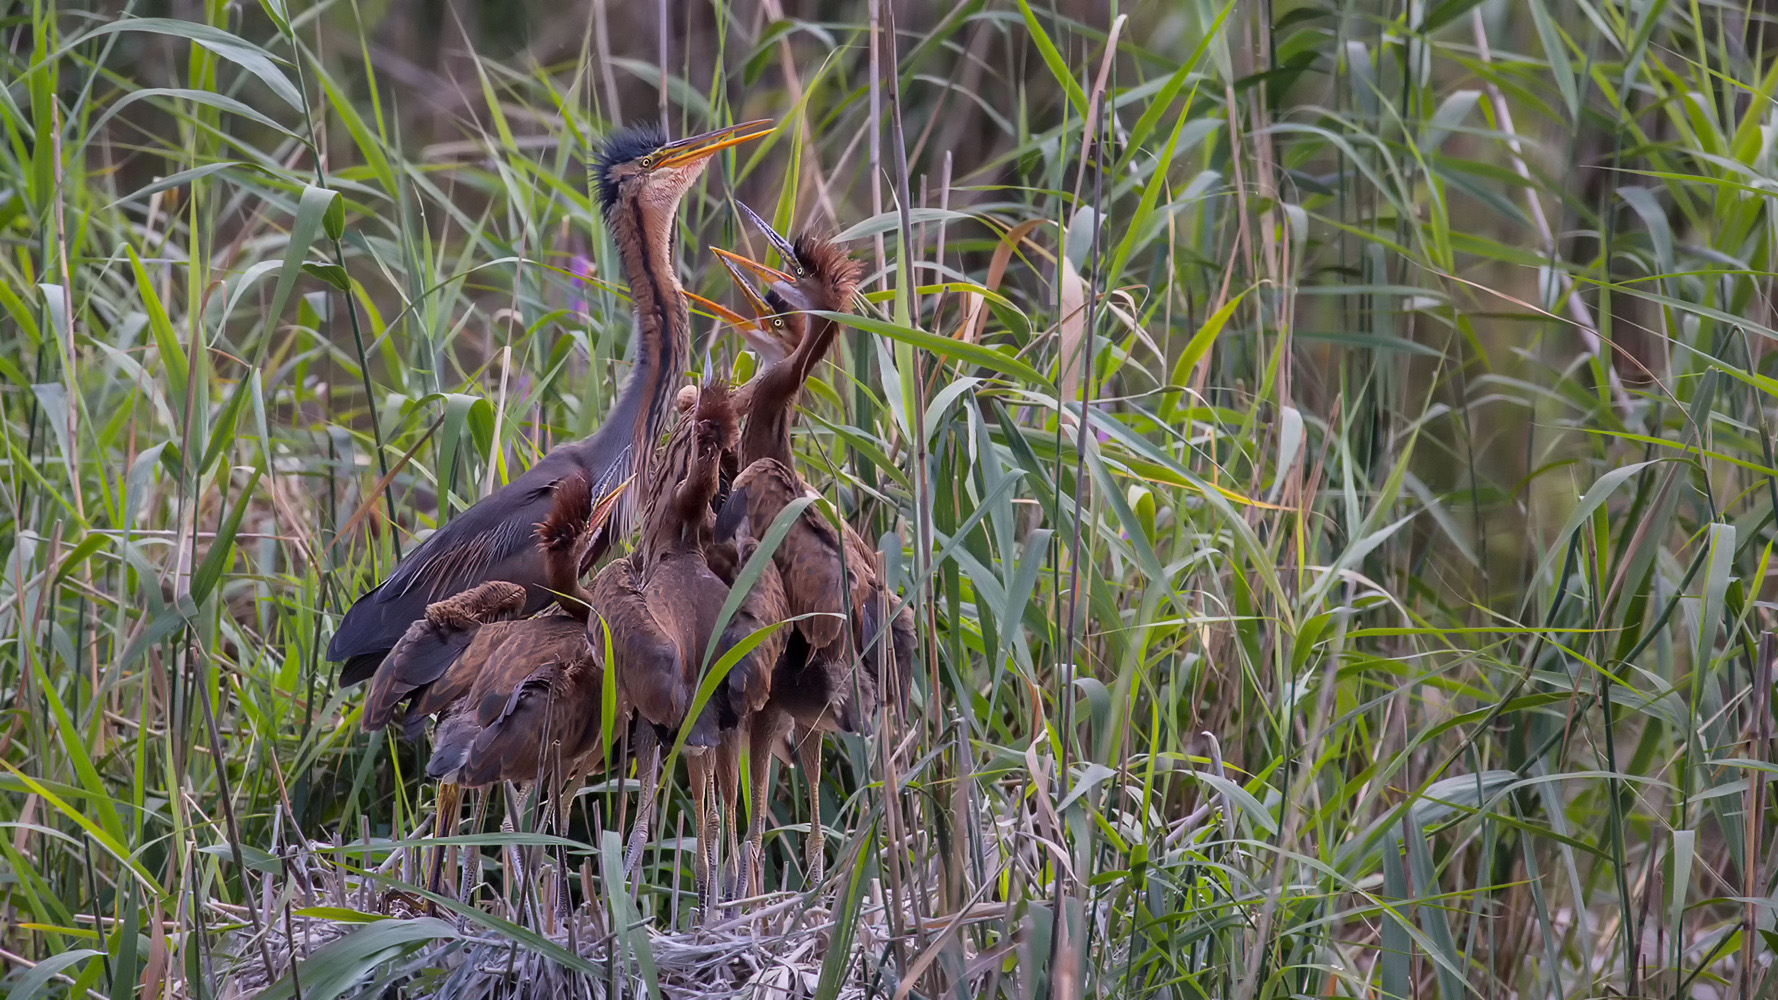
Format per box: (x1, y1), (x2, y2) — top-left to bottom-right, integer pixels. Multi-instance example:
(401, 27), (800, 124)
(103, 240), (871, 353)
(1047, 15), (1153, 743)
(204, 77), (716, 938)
(717, 731), (742, 915)
(426, 782), (463, 910)
(625, 725), (661, 891)
(797, 731), (826, 890)
(503, 782), (534, 922)
(746, 712), (786, 899)
(554, 771), (586, 920)
(457, 789), (489, 923)
(688, 750), (718, 922)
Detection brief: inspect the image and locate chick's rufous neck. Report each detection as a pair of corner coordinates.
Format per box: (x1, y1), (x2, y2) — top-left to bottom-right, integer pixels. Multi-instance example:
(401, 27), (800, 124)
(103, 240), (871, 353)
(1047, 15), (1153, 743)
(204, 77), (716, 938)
(739, 295), (843, 467)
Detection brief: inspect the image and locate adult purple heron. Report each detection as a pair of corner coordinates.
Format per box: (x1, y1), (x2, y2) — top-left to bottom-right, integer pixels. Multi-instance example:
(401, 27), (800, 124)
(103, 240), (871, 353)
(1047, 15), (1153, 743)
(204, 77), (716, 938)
(329, 119), (774, 685)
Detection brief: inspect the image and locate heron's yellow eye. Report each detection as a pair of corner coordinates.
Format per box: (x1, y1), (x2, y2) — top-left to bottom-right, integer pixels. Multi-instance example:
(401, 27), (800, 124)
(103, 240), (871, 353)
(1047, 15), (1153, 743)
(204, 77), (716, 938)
(640, 155), (654, 167)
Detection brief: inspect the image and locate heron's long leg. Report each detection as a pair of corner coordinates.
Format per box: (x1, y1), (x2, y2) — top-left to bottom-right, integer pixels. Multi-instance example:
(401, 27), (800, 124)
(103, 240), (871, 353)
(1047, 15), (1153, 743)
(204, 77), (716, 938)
(717, 732), (742, 912)
(503, 782), (534, 921)
(745, 713), (786, 899)
(688, 751), (717, 921)
(797, 731), (826, 888)
(553, 771), (586, 920)
(624, 726), (661, 888)
(426, 782), (463, 907)
(458, 789), (490, 918)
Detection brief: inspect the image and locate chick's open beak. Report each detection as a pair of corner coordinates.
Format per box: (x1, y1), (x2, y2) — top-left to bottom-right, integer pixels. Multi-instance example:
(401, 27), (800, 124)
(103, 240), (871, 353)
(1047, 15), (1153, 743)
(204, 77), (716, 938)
(711, 246), (795, 287)
(682, 289), (757, 330)
(733, 201), (802, 275)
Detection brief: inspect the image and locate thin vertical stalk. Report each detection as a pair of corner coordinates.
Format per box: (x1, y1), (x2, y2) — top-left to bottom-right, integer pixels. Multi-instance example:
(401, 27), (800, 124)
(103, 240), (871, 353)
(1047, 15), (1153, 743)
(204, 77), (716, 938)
(658, 0), (670, 133)
(879, 0), (923, 973)
(1470, 9), (1629, 415)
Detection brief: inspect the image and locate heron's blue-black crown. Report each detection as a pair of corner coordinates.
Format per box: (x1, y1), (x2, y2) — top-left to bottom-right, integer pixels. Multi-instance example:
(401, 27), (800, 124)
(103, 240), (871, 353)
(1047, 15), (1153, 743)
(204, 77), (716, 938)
(594, 124), (668, 212)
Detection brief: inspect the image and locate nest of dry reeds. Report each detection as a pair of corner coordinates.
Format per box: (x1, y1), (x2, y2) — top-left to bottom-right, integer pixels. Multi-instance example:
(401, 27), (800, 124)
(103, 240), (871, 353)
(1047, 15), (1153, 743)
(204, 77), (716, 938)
(211, 827), (936, 1000)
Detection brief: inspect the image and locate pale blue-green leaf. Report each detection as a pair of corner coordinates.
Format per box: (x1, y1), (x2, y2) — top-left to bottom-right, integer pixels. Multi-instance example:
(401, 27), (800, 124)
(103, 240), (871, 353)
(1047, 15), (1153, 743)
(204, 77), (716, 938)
(7, 949), (102, 1000)
(1668, 829), (1695, 941)
(76, 18), (303, 110)
(1419, 89), (1479, 154)
(1064, 207), (1097, 269)
(1528, 461), (1660, 589)
(1694, 523), (1734, 675)
(29, 383), (70, 469)
(253, 918), (458, 1000)
(85, 88), (304, 149)
(1194, 770), (1277, 835)
(105, 161), (244, 209)
(924, 377), (983, 443)
(1619, 186), (1673, 275)
(835, 207), (977, 242)
(1266, 405), (1303, 504)
(1528, 0), (1579, 119)
(262, 186), (342, 359)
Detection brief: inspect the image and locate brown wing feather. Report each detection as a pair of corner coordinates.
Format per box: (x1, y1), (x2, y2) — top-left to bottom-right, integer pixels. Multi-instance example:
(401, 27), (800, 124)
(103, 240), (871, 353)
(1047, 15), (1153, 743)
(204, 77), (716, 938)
(647, 553), (733, 747)
(461, 652), (604, 788)
(363, 580), (526, 733)
(590, 556), (689, 730)
(885, 600), (915, 716)
(766, 631), (875, 737)
(825, 520), (908, 723)
(719, 558), (787, 716)
(732, 458), (847, 648)
(425, 702), (479, 781)
(419, 615), (602, 788)
(408, 619), (523, 728)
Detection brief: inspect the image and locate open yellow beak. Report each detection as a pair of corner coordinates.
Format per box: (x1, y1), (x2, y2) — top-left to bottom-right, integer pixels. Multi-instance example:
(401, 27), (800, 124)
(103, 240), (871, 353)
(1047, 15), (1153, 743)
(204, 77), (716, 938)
(653, 119), (776, 169)
(682, 289), (757, 330)
(711, 246), (796, 287)
(733, 201), (803, 276)
(712, 252), (784, 324)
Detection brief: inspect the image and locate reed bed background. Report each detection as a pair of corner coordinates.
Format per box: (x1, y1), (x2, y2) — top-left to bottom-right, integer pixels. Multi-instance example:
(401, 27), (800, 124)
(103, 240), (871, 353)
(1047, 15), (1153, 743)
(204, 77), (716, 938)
(2, 0), (1775, 997)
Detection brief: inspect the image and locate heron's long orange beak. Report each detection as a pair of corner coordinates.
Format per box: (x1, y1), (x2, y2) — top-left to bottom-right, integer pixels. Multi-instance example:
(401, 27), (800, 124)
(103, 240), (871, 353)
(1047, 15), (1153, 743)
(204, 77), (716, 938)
(682, 289), (757, 330)
(711, 246), (795, 287)
(654, 119), (776, 169)
(713, 255), (778, 325)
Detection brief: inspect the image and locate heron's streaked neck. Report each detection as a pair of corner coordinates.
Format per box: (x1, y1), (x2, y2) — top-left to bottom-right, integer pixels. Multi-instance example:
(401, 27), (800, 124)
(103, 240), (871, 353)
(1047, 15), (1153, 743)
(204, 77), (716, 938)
(610, 193), (691, 453)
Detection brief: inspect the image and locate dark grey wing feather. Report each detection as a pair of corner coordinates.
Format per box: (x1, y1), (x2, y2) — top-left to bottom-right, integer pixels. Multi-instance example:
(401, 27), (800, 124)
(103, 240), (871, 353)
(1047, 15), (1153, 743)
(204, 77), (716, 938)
(332, 449), (605, 683)
(713, 483), (749, 544)
(426, 710), (476, 781)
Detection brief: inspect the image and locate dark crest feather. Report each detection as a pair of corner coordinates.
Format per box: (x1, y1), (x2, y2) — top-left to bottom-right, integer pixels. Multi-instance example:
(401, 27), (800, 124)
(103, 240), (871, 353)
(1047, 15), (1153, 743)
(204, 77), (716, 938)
(593, 124), (667, 211)
(536, 473), (594, 552)
(791, 235), (865, 306)
(693, 379), (736, 429)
